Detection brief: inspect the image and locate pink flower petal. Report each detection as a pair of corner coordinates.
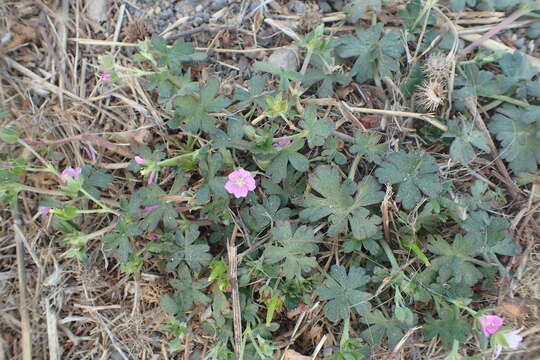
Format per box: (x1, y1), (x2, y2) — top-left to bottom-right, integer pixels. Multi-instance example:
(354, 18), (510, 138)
(480, 315), (504, 337)
(134, 156), (147, 165)
(101, 73), (112, 82)
(60, 167), (82, 183)
(224, 168), (256, 198)
(503, 328), (523, 349)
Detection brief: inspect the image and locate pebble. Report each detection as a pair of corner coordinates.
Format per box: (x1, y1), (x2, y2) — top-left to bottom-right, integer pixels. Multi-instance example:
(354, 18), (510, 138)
(289, 0), (306, 13)
(195, 4), (203, 12)
(211, 0), (227, 11)
(317, 0), (332, 13)
(330, 0), (345, 11)
(268, 46), (300, 72)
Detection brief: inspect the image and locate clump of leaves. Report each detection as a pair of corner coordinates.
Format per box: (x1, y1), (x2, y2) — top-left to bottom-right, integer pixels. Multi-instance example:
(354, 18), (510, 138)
(443, 119), (490, 165)
(170, 78), (231, 132)
(317, 265), (372, 322)
(375, 150), (443, 210)
(299, 165), (384, 240)
(337, 24), (403, 83)
(263, 221), (319, 280)
(489, 105), (540, 174)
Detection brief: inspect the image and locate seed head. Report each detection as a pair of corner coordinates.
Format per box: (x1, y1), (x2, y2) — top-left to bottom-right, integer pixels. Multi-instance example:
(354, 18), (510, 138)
(423, 53), (451, 81)
(416, 80), (446, 112)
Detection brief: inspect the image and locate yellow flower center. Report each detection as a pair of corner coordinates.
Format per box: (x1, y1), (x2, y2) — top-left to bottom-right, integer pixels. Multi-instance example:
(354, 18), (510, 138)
(234, 177), (246, 187)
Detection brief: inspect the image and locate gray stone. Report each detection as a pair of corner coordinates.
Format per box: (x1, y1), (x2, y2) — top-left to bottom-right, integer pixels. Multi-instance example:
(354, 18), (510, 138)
(268, 46), (300, 72)
(317, 0), (332, 13)
(211, 0), (227, 11)
(289, 0), (306, 13)
(330, 0), (345, 11)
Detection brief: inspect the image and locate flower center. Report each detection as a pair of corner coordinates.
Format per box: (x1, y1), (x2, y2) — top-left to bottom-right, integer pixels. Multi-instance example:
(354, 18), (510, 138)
(234, 177), (246, 187)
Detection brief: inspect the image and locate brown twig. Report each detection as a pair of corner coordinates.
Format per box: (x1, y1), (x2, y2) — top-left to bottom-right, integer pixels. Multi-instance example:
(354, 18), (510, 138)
(459, 5), (533, 57)
(227, 225), (242, 359)
(13, 221), (32, 360)
(464, 97), (523, 200)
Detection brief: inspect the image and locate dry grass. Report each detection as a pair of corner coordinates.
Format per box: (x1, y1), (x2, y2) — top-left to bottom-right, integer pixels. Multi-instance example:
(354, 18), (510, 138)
(0, 1), (539, 359)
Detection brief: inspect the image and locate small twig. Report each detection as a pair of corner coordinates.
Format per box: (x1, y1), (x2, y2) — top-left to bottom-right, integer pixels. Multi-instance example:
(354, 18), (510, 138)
(349, 106), (448, 131)
(464, 97), (522, 200)
(13, 221), (32, 360)
(227, 225), (242, 359)
(459, 6), (531, 57)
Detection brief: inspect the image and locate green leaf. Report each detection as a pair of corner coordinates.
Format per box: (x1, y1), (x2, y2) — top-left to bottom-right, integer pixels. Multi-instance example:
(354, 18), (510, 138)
(266, 139), (309, 182)
(127, 185), (178, 231)
(427, 234), (483, 286)
(461, 211), (520, 258)
(254, 62), (302, 91)
(81, 166), (113, 200)
(0, 128), (20, 144)
(361, 309), (410, 348)
(449, 0), (476, 11)
(150, 37), (205, 73)
(171, 78), (231, 132)
(195, 147), (228, 203)
(317, 265), (372, 322)
(160, 294), (185, 318)
(299, 166), (384, 238)
(234, 75), (267, 108)
(498, 52), (537, 82)
(424, 305), (470, 348)
(350, 133), (387, 164)
(444, 119), (490, 164)
(338, 24), (403, 83)
(375, 150), (442, 210)
(165, 225), (211, 272)
(241, 195), (291, 231)
(103, 218), (142, 264)
(263, 221), (319, 280)
(170, 268), (210, 311)
(299, 106), (334, 148)
(489, 105), (540, 173)
(303, 67), (350, 98)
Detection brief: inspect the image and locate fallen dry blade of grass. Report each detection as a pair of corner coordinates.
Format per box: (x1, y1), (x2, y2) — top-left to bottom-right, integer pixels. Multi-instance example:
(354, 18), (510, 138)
(13, 221), (32, 360)
(227, 225), (242, 359)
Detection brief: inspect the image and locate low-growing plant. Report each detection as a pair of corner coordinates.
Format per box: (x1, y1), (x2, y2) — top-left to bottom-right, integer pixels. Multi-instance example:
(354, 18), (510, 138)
(1, 1), (538, 357)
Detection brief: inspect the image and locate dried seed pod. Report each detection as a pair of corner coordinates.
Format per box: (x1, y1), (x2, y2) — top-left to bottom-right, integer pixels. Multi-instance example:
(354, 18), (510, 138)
(416, 80), (447, 112)
(423, 53), (451, 81)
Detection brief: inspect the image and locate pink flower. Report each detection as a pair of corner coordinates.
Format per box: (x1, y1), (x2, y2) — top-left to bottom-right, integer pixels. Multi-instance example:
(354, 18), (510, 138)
(134, 156), (147, 165)
(480, 315), (504, 337)
(100, 73), (112, 82)
(273, 139), (292, 147)
(150, 232), (159, 240)
(60, 167), (82, 183)
(224, 168), (256, 198)
(494, 328), (524, 358)
(38, 206), (52, 216)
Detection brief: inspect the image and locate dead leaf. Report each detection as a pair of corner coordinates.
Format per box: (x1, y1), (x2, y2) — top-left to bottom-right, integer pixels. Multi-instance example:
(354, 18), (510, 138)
(283, 349), (311, 360)
(306, 325), (323, 344)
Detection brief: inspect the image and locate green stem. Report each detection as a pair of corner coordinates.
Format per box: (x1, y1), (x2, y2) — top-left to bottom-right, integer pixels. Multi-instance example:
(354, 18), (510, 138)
(272, 130), (308, 142)
(158, 151), (198, 167)
(80, 188), (121, 216)
(17, 139), (59, 176)
(77, 209), (118, 214)
(380, 239), (400, 272)
(348, 155), (362, 181)
(300, 48), (313, 76)
(486, 94), (529, 107)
